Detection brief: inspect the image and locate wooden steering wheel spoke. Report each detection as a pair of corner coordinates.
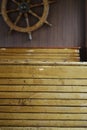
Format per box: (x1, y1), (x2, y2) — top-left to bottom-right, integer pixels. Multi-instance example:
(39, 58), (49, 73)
(30, 0), (56, 8)
(9, 13), (22, 33)
(14, 13), (22, 25)
(6, 8), (19, 14)
(11, 0), (20, 5)
(0, 8), (19, 15)
(24, 13), (32, 40)
(29, 10), (52, 27)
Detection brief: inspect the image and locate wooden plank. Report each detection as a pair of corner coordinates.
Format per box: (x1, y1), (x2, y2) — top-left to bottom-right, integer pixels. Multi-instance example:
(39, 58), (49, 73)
(0, 92), (87, 99)
(0, 58), (80, 64)
(0, 58), (79, 62)
(0, 54), (79, 58)
(0, 106), (87, 113)
(0, 128), (86, 130)
(1, 65), (87, 78)
(0, 113), (87, 120)
(0, 61), (86, 65)
(0, 59), (80, 62)
(0, 99), (87, 106)
(0, 85), (87, 92)
(0, 58), (80, 62)
(0, 57), (80, 63)
(0, 120), (87, 127)
(0, 48), (80, 53)
(0, 53), (79, 56)
(0, 79), (87, 85)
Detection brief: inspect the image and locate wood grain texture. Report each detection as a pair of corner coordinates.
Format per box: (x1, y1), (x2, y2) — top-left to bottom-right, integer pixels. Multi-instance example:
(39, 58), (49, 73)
(1, 65), (87, 78)
(0, 106), (87, 113)
(0, 48), (80, 62)
(0, 99), (87, 106)
(0, 48), (80, 53)
(0, 85), (87, 92)
(0, 120), (87, 127)
(0, 128), (87, 130)
(0, 48), (86, 128)
(0, 79), (87, 85)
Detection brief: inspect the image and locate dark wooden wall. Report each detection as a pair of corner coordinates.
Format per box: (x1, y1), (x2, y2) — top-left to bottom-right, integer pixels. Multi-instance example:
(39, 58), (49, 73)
(85, 0), (87, 48)
(0, 0), (85, 48)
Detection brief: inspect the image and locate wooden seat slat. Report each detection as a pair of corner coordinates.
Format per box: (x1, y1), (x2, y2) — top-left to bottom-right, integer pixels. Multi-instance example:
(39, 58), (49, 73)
(0, 106), (87, 113)
(0, 113), (87, 120)
(0, 85), (87, 92)
(0, 55), (80, 61)
(0, 58), (80, 64)
(0, 92), (87, 99)
(0, 128), (86, 130)
(0, 65), (87, 78)
(0, 57), (80, 60)
(0, 54), (79, 58)
(0, 48), (80, 53)
(0, 79), (87, 85)
(0, 99), (87, 106)
(0, 120), (87, 127)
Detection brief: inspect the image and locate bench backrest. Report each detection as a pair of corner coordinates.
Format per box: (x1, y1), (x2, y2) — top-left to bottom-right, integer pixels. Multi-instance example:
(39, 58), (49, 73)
(0, 48), (80, 63)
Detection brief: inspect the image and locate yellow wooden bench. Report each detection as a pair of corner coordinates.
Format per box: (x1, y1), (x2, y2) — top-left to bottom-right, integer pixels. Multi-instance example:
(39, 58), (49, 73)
(1, 48), (87, 129)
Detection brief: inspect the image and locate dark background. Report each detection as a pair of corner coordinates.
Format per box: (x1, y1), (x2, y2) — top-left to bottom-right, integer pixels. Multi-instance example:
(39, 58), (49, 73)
(0, 0), (85, 49)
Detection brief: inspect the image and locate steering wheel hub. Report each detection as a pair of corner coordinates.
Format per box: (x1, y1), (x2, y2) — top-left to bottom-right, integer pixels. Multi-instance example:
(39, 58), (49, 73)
(19, 2), (29, 13)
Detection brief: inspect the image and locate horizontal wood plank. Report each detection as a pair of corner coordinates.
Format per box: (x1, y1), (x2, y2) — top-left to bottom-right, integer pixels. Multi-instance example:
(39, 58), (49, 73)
(0, 48), (80, 53)
(0, 53), (79, 57)
(0, 99), (87, 106)
(0, 113), (87, 120)
(0, 65), (87, 78)
(0, 92), (87, 99)
(0, 85), (87, 92)
(0, 59), (80, 64)
(0, 79), (87, 85)
(0, 120), (87, 127)
(0, 58), (80, 63)
(0, 128), (86, 130)
(0, 106), (87, 113)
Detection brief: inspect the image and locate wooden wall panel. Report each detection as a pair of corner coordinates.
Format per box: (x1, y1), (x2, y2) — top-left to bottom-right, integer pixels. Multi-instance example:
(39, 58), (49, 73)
(85, 0), (87, 48)
(0, 0), (85, 48)
(85, 0), (87, 59)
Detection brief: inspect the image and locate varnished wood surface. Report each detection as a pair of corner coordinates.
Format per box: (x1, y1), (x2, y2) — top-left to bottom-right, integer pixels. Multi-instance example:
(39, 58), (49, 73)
(0, 48), (86, 129)
(0, 48), (80, 62)
(0, 48), (80, 53)
(0, 128), (87, 130)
